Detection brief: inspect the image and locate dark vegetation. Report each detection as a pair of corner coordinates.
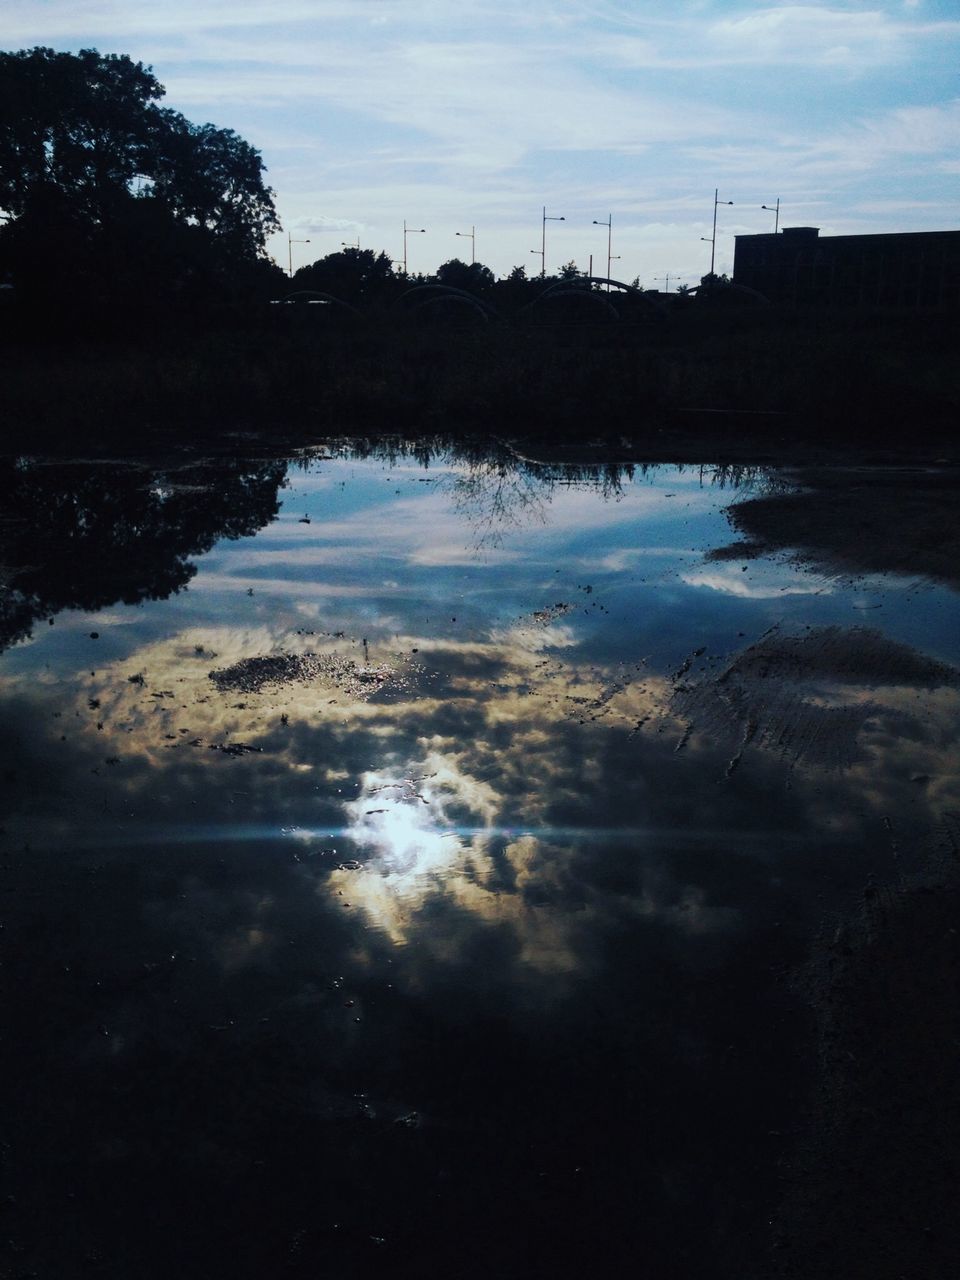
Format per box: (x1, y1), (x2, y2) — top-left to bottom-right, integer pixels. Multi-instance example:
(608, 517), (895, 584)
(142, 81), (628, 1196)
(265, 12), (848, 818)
(2, 47), (958, 456)
(4, 302), (957, 458)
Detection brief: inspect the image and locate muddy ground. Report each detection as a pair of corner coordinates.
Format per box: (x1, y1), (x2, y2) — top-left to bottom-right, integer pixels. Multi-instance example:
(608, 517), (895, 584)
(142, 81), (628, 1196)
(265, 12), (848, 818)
(765, 844), (960, 1280)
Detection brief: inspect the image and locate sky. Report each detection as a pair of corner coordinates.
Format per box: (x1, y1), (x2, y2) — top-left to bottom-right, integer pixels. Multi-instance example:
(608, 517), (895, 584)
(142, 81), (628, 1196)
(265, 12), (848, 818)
(6, 0), (959, 284)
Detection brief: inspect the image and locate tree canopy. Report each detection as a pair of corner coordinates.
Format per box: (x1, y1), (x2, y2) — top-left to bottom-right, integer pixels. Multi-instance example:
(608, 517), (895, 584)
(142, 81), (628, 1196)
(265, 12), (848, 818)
(434, 258), (495, 293)
(0, 47), (280, 320)
(291, 247), (395, 303)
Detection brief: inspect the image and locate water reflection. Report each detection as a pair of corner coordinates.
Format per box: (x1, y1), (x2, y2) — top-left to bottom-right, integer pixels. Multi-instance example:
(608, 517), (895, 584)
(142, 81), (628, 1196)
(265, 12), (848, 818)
(2, 439), (960, 1277)
(717, 464), (960, 587)
(0, 452), (287, 651)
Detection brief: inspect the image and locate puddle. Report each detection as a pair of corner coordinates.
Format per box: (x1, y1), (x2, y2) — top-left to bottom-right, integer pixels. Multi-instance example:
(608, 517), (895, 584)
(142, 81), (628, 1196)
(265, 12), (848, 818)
(2, 439), (959, 1277)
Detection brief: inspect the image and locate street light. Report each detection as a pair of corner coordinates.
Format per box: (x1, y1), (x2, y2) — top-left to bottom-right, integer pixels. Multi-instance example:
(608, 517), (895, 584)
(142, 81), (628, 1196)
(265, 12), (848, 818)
(592, 214), (612, 289)
(761, 199), (780, 233)
(540, 206), (565, 278)
(455, 226), (475, 265)
(341, 237), (360, 250)
(403, 220), (426, 276)
(287, 229), (311, 277)
(703, 188), (733, 275)
(654, 274), (678, 293)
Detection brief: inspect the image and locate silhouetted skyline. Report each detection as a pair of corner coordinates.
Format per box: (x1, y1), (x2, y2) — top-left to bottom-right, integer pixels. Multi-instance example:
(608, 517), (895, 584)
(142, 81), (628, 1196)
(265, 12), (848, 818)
(5, 1), (959, 282)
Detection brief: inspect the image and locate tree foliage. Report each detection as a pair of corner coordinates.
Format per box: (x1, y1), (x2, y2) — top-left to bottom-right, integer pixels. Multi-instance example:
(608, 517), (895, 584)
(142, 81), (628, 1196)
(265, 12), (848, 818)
(147, 110), (279, 255)
(558, 260), (584, 280)
(0, 47), (163, 222)
(0, 47), (280, 322)
(434, 258), (495, 293)
(291, 247), (395, 303)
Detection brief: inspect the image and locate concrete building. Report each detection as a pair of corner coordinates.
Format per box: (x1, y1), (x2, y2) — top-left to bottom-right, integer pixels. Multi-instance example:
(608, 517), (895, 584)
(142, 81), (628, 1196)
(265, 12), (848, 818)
(733, 227), (960, 309)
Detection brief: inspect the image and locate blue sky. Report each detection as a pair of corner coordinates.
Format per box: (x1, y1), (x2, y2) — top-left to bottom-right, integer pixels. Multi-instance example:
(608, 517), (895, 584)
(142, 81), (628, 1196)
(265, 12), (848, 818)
(7, 1), (959, 283)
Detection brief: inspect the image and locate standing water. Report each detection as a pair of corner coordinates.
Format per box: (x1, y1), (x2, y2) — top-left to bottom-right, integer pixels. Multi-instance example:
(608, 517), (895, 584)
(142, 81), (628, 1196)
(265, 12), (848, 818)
(2, 440), (959, 1278)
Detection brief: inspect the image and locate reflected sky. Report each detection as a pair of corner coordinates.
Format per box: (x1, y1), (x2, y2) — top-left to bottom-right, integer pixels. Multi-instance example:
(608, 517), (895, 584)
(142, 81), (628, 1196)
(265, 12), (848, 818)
(3, 444), (960, 1277)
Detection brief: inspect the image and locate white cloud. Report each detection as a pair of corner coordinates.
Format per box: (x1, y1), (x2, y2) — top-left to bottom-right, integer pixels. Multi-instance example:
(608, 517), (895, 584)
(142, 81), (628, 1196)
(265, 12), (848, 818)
(578, 5), (960, 71)
(6, 0), (959, 278)
(682, 563), (833, 598)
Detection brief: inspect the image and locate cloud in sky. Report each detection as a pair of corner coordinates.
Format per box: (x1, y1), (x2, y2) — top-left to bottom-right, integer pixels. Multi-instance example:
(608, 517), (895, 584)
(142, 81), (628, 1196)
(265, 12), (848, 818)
(5, 2), (959, 279)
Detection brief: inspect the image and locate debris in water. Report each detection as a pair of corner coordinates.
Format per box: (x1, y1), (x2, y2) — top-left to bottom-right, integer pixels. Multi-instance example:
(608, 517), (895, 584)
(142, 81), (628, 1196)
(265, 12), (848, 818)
(209, 652), (400, 700)
(528, 602), (573, 625)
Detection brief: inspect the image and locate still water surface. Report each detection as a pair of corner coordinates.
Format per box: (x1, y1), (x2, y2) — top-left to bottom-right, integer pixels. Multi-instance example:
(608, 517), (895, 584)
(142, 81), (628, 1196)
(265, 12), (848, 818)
(2, 442), (959, 1277)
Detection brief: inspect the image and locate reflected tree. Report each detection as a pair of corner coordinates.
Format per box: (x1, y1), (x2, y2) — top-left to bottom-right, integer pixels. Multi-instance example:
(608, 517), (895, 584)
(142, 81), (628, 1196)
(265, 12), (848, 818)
(0, 454), (287, 651)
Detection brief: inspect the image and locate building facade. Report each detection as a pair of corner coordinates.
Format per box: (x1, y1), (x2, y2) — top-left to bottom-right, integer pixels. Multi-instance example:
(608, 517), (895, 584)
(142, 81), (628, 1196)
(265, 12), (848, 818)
(733, 227), (960, 309)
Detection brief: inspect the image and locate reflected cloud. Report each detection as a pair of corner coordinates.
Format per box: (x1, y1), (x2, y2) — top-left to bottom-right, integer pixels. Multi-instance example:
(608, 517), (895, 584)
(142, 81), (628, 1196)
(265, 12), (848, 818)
(4, 446), (960, 988)
(684, 563), (834, 599)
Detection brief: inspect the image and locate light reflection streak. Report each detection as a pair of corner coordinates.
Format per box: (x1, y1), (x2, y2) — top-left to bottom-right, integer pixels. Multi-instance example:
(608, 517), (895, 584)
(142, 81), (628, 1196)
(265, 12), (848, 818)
(8, 822), (827, 852)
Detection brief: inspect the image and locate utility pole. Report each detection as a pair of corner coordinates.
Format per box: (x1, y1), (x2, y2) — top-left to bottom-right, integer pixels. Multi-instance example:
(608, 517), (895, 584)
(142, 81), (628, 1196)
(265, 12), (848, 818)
(540, 206), (565, 278)
(593, 214), (613, 289)
(702, 188), (733, 275)
(287, 230), (311, 277)
(403, 220), (425, 276)
(455, 226), (475, 265)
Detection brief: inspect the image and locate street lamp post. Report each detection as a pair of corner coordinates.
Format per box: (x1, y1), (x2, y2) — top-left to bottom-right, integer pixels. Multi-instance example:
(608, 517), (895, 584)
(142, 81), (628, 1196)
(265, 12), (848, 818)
(455, 226), (475, 265)
(403, 220), (425, 276)
(592, 214), (612, 289)
(539, 206), (565, 278)
(703, 188), (733, 275)
(654, 274), (676, 293)
(287, 230), (311, 277)
(761, 199), (780, 233)
(341, 237), (360, 250)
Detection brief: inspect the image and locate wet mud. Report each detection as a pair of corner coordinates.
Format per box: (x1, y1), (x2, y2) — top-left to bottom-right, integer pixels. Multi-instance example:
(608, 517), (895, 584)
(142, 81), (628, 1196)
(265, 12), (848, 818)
(673, 625), (960, 770)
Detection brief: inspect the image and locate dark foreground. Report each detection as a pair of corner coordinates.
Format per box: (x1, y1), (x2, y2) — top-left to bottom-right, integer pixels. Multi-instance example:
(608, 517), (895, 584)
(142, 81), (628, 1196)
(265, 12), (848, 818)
(2, 305), (958, 454)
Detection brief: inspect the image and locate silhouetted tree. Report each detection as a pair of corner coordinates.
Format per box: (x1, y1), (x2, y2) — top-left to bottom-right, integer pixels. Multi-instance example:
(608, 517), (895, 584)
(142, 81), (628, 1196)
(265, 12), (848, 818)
(434, 258), (495, 293)
(0, 47), (161, 223)
(147, 110), (279, 258)
(490, 264), (539, 312)
(0, 47), (279, 325)
(291, 247), (395, 304)
(558, 260), (584, 280)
